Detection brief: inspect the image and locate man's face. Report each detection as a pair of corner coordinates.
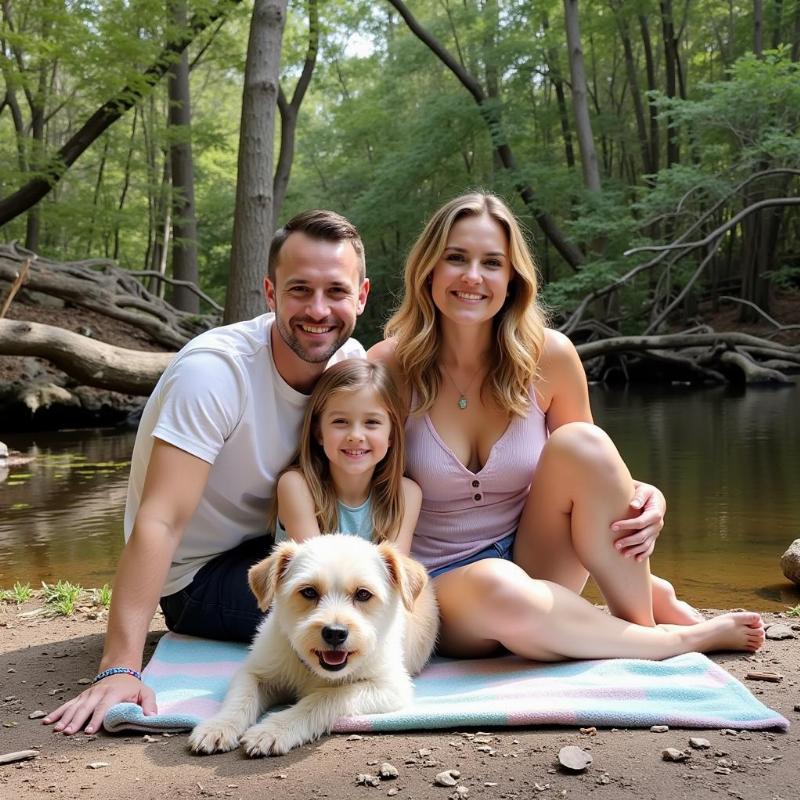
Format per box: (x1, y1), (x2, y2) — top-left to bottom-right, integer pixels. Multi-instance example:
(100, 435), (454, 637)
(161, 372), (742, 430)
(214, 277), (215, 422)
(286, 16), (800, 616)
(265, 232), (369, 364)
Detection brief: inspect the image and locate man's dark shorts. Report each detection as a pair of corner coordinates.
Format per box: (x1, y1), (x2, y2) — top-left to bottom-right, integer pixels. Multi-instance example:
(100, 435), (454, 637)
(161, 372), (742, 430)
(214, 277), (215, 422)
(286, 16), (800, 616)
(159, 535), (273, 643)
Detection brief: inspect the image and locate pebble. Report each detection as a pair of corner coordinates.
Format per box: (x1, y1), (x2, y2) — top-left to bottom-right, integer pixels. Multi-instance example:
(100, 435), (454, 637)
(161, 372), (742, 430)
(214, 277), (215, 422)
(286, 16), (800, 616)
(765, 624), (795, 640)
(86, 762), (109, 769)
(662, 748), (690, 762)
(484, 782), (498, 787)
(596, 774), (611, 785)
(650, 725), (669, 733)
(579, 727), (597, 736)
(720, 729), (738, 736)
(434, 770), (460, 787)
(27, 710), (46, 719)
(418, 747), (432, 757)
(379, 763), (398, 779)
(76, 678), (91, 685)
(347, 734), (363, 741)
(558, 745), (593, 771)
(356, 773), (380, 787)
(744, 671), (783, 683)
(386, 790), (398, 797)
(715, 766), (731, 775)
(689, 738), (711, 749)
(449, 787), (469, 800)
(142, 735), (158, 743)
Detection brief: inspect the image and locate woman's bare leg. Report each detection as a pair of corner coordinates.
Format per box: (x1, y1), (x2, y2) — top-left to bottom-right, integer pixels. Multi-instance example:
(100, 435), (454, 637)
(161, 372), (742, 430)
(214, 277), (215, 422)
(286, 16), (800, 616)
(513, 422), (655, 626)
(434, 559), (764, 661)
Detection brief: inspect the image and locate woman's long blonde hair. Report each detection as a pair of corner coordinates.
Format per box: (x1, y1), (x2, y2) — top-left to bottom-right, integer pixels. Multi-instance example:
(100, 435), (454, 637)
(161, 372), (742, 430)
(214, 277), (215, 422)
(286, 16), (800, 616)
(269, 359), (408, 543)
(385, 191), (548, 417)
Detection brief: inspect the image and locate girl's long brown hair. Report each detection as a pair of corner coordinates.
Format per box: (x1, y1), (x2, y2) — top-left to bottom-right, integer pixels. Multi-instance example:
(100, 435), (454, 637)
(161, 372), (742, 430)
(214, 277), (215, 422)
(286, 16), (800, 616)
(385, 191), (548, 417)
(269, 359), (408, 543)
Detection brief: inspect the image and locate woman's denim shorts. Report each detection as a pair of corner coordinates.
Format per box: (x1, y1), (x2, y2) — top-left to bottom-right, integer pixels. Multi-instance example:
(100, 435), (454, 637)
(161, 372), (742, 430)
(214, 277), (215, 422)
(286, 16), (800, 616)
(428, 531), (516, 579)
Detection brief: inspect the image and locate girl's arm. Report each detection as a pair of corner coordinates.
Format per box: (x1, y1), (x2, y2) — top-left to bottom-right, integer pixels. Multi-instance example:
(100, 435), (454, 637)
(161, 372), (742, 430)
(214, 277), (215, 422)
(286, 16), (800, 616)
(392, 477), (422, 556)
(275, 470), (322, 542)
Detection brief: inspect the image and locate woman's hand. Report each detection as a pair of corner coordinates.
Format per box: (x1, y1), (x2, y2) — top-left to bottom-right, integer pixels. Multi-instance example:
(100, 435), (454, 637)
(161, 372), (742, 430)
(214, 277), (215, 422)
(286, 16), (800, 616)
(43, 674), (157, 735)
(611, 480), (666, 562)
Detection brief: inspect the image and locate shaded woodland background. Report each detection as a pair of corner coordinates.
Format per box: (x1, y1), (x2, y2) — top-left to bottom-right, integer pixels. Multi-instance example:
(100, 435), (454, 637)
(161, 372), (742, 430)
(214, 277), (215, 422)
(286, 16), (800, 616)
(0, 0), (798, 391)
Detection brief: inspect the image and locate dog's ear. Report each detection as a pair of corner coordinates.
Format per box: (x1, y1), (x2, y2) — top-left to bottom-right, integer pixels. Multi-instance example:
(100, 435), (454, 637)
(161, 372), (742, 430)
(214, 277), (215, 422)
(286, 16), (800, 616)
(378, 542), (429, 612)
(248, 541), (299, 611)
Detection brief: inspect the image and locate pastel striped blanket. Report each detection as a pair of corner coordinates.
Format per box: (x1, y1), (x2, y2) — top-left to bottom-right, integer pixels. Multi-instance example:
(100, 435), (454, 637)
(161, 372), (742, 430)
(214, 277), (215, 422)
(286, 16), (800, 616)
(103, 633), (789, 733)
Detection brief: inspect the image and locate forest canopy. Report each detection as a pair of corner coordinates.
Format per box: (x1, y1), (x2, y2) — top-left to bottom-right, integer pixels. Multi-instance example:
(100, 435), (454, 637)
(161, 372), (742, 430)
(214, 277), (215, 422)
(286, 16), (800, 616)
(1, 0), (798, 349)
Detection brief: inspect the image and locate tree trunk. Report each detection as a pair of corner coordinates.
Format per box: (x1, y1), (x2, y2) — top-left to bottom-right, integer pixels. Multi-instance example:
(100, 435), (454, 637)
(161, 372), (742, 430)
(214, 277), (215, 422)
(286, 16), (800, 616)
(614, 6), (652, 176)
(660, 1), (680, 167)
(542, 12), (575, 169)
(273, 0), (319, 227)
(563, 0), (601, 193)
(167, 0), (200, 313)
(225, 0), (288, 324)
(638, 15), (659, 175)
(754, 0), (764, 56)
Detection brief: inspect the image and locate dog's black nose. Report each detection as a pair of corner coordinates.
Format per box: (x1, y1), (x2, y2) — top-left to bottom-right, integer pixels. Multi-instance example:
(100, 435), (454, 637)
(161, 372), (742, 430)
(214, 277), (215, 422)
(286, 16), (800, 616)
(321, 624), (349, 646)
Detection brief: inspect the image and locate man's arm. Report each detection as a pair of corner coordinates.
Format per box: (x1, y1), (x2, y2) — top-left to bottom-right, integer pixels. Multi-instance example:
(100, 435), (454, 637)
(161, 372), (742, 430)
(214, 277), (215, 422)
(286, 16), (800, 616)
(44, 440), (211, 735)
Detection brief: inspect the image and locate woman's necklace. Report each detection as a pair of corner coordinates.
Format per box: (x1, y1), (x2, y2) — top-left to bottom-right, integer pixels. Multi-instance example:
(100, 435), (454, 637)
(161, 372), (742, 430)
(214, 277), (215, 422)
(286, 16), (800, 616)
(440, 362), (482, 410)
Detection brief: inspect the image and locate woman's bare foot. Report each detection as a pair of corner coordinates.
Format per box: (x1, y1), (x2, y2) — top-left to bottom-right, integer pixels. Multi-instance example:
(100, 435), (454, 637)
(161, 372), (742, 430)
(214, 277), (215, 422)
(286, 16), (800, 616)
(676, 612), (765, 653)
(651, 576), (705, 625)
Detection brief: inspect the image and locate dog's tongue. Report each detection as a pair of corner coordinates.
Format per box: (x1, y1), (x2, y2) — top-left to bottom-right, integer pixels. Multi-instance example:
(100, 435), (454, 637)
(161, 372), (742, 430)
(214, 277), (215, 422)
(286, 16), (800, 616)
(321, 650), (348, 666)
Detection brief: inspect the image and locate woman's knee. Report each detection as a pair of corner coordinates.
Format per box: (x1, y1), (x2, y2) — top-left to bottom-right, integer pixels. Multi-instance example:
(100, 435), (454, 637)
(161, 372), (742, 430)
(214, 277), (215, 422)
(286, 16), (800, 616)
(545, 422), (624, 477)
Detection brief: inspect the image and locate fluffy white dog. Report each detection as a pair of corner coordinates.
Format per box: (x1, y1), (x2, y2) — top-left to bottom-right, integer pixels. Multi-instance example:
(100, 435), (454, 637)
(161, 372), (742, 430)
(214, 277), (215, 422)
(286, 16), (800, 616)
(188, 534), (439, 756)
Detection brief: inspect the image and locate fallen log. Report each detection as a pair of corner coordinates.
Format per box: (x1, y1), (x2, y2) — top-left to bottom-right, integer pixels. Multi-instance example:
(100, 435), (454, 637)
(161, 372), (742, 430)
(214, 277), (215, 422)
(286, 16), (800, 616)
(0, 319), (173, 394)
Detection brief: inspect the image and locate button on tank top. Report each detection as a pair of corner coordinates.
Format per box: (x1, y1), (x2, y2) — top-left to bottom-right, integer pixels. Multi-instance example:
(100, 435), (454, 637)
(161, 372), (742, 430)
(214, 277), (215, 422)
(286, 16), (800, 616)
(405, 391), (548, 571)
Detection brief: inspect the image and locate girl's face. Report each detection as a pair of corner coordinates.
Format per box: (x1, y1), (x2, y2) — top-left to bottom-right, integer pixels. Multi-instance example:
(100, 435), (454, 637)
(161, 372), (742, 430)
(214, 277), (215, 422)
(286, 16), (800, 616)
(317, 387), (392, 479)
(429, 213), (512, 329)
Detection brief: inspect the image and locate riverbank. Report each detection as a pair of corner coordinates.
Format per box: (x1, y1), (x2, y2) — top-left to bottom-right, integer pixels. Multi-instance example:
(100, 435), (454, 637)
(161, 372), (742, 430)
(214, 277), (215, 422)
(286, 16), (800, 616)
(1, 598), (798, 800)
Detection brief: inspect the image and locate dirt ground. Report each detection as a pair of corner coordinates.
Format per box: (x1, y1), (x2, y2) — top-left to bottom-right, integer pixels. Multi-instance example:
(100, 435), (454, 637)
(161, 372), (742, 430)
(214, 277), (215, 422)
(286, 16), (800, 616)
(0, 602), (797, 800)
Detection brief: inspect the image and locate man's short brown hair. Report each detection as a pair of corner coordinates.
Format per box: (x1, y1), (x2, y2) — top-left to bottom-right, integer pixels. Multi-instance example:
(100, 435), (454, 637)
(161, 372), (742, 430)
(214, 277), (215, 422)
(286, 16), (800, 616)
(267, 210), (366, 283)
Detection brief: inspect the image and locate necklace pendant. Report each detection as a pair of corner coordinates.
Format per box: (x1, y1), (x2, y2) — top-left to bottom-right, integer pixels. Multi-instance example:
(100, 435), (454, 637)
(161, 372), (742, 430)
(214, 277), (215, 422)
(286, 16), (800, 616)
(458, 396), (468, 410)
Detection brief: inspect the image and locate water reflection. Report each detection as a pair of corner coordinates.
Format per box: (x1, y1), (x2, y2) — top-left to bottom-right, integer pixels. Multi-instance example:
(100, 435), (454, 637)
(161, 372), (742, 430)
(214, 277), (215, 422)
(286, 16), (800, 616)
(1, 384), (798, 610)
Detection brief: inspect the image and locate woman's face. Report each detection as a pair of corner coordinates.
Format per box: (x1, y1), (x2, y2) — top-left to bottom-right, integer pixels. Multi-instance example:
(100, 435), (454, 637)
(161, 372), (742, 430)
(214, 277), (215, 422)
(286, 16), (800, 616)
(429, 213), (512, 329)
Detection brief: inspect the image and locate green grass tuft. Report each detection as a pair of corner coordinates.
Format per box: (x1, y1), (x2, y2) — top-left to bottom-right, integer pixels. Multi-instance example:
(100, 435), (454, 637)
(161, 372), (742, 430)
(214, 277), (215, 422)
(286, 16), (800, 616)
(786, 604), (800, 618)
(93, 584), (112, 609)
(40, 580), (83, 615)
(0, 581), (33, 603)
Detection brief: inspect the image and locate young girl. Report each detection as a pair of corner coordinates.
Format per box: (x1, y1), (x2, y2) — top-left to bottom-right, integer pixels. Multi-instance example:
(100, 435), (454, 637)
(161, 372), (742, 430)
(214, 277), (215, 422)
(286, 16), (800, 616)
(271, 358), (421, 554)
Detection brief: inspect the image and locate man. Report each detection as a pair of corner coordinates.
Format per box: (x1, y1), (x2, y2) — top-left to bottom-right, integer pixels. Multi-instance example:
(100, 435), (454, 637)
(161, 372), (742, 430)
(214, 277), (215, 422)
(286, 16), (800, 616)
(44, 210), (370, 735)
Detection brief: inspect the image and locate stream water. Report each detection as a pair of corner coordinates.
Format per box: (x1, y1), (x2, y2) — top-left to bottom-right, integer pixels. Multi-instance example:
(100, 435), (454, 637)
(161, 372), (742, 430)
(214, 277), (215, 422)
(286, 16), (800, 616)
(1, 383), (798, 610)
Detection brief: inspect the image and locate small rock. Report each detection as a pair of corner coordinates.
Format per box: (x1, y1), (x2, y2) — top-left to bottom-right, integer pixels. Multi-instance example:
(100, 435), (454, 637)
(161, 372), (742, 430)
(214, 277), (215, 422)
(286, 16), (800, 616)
(558, 745), (593, 771)
(780, 539), (800, 585)
(386, 790), (398, 797)
(662, 748), (690, 762)
(650, 725), (669, 733)
(533, 783), (549, 792)
(347, 734), (363, 741)
(142, 735), (158, 743)
(76, 678), (91, 685)
(379, 763), (398, 779)
(484, 782), (498, 787)
(579, 727), (597, 736)
(449, 787), (469, 800)
(765, 624), (795, 640)
(715, 766), (731, 775)
(356, 773), (380, 787)
(86, 762), (109, 769)
(27, 710), (46, 720)
(434, 770), (460, 787)
(476, 745), (494, 754)
(596, 774), (610, 785)
(689, 737), (711, 749)
(472, 736), (492, 744)
(418, 747), (432, 757)
(720, 729), (738, 735)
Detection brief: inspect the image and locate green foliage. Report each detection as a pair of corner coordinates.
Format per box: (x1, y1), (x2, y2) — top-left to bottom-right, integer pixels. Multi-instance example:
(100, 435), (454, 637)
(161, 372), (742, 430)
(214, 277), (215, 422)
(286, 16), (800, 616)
(40, 580), (83, 615)
(0, 581), (33, 604)
(93, 584), (113, 609)
(786, 604), (800, 618)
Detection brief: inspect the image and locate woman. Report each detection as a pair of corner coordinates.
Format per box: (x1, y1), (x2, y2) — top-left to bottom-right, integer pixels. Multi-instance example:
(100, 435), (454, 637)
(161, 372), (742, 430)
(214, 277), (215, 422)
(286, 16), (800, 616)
(368, 192), (763, 660)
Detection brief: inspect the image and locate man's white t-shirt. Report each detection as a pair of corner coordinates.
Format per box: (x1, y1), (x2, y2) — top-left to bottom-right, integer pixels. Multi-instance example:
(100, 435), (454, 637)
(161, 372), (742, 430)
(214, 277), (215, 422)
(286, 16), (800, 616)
(123, 313), (365, 595)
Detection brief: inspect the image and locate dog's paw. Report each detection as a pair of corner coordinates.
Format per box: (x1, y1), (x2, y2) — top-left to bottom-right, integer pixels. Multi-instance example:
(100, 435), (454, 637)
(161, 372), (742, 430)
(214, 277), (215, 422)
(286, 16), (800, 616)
(188, 719), (242, 754)
(239, 721), (302, 757)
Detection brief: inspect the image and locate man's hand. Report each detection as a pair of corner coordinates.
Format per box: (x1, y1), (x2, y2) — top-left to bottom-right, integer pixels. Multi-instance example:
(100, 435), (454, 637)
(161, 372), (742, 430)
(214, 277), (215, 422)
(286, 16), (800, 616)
(43, 674), (157, 735)
(611, 480), (666, 562)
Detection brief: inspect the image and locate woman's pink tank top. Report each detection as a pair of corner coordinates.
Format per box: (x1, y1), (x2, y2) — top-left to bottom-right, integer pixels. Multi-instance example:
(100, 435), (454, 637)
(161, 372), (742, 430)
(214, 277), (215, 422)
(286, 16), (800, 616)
(405, 391), (548, 570)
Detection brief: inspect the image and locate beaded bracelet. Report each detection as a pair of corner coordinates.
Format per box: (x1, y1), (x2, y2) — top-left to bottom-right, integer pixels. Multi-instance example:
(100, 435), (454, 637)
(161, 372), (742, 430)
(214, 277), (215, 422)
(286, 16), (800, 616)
(92, 667), (143, 684)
